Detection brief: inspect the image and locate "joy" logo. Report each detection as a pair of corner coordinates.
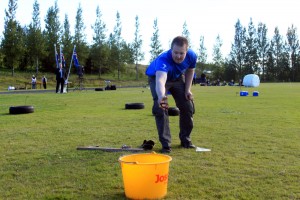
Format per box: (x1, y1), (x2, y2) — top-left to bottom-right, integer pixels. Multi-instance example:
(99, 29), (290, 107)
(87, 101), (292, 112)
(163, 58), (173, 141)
(155, 174), (168, 183)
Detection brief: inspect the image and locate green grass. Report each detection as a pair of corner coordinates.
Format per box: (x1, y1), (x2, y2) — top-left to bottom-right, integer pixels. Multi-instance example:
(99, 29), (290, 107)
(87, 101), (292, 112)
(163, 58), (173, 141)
(0, 83), (299, 199)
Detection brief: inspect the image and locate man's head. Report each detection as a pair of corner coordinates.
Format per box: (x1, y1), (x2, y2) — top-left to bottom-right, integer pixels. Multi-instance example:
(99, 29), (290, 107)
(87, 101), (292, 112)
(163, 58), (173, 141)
(171, 36), (189, 64)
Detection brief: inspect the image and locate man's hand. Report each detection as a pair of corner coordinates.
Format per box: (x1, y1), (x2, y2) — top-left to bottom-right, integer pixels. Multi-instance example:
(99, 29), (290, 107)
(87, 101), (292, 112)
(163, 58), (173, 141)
(158, 96), (169, 110)
(155, 71), (168, 110)
(185, 68), (194, 100)
(185, 91), (193, 100)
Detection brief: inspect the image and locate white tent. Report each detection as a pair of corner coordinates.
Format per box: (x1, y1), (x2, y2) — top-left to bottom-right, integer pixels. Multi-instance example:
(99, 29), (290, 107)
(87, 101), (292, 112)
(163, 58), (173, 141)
(243, 74), (260, 87)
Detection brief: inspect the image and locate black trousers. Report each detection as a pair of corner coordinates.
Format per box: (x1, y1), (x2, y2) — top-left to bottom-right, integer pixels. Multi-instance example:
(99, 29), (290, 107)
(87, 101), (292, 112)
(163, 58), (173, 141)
(149, 76), (194, 148)
(56, 78), (64, 93)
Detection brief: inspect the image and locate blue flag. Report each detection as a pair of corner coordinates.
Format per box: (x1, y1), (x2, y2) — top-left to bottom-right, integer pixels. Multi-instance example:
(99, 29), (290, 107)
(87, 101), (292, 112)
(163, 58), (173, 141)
(61, 53), (66, 68)
(73, 49), (80, 68)
(55, 46), (59, 68)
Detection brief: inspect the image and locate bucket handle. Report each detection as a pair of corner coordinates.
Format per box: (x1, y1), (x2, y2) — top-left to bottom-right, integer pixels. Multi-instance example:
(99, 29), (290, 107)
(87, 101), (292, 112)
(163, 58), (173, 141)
(122, 161), (139, 164)
(119, 151), (157, 164)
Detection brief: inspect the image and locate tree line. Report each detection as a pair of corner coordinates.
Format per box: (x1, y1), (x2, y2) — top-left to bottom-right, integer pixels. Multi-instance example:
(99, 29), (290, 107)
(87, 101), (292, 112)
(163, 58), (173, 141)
(197, 18), (300, 82)
(1, 0), (300, 82)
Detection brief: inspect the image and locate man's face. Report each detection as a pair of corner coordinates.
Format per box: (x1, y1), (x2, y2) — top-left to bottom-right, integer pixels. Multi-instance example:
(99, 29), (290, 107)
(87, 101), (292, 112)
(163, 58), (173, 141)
(171, 44), (187, 64)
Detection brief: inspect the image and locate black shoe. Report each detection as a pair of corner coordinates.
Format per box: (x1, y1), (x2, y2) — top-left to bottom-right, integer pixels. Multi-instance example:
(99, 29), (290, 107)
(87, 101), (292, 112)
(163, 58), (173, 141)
(161, 147), (171, 153)
(141, 140), (155, 150)
(181, 142), (196, 149)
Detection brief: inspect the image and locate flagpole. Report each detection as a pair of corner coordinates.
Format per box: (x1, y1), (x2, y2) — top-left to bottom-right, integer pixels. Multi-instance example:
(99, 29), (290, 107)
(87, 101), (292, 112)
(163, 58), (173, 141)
(54, 44), (59, 68)
(66, 45), (76, 82)
(60, 45), (62, 67)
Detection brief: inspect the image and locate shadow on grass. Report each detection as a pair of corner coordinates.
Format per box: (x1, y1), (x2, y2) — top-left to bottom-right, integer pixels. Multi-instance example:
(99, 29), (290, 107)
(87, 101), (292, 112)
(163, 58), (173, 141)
(43, 192), (127, 200)
(101, 193), (127, 200)
(0, 113), (34, 116)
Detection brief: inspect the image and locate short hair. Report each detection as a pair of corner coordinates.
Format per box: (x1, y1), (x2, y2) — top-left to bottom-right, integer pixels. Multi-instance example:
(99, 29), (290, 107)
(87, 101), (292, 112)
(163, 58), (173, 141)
(171, 36), (189, 49)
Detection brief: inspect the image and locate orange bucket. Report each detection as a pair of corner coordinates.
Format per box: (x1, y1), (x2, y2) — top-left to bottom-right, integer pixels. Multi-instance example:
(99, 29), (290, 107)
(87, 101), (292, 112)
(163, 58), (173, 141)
(119, 152), (172, 199)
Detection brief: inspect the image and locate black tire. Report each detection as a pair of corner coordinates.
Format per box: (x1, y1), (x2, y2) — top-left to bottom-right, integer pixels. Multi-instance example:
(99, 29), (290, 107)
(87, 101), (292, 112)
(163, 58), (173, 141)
(110, 85), (116, 90)
(95, 88), (104, 91)
(168, 107), (180, 116)
(125, 103), (145, 109)
(9, 105), (34, 115)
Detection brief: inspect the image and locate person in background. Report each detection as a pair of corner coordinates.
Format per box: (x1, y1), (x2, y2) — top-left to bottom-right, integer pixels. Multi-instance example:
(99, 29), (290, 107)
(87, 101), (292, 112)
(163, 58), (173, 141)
(206, 79), (211, 86)
(192, 73), (197, 85)
(145, 36), (197, 153)
(238, 79), (243, 86)
(31, 75), (37, 89)
(42, 75), (47, 89)
(55, 63), (66, 93)
(199, 73), (207, 86)
(228, 79), (235, 86)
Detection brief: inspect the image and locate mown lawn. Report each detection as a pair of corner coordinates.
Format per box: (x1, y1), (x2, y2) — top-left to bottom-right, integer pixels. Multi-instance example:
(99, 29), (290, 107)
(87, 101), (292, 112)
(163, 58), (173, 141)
(0, 83), (299, 199)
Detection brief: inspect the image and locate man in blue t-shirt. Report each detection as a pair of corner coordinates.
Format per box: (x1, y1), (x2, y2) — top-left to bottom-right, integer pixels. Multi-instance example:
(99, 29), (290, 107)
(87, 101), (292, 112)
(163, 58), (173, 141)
(145, 36), (197, 153)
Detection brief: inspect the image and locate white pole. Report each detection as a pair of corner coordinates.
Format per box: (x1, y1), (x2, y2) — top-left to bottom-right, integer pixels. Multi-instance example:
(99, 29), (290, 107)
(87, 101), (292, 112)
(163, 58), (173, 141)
(60, 45), (62, 66)
(66, 45), (76, 82)
(54, 44), (59, 68)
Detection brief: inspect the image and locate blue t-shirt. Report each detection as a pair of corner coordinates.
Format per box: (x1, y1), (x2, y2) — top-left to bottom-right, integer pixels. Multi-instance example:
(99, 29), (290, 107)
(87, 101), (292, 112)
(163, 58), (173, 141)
(145, 49), (197, 81)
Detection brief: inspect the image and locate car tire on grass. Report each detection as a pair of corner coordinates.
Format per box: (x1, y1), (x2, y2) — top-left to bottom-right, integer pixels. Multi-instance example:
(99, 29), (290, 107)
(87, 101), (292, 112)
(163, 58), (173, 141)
(125, 103), (145, 109)
(95, 88), (104, 91)
(168, 107), (180, 116)
(9, 105), (34, 114)
(110, 85), (116, 90)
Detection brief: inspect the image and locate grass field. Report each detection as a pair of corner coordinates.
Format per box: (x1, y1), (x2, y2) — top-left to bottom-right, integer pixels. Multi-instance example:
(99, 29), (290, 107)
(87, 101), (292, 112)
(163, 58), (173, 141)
(0, 83), (299, 200)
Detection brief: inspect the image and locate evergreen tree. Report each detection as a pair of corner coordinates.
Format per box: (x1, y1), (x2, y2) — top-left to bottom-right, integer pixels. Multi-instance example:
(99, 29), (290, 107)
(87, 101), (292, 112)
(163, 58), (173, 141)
(61, 14), (73, 71)
(197, 36), (207, 64)
(0, 45), (4, 67)
(265, 41), (276, 81)
(18, 25), (28, 71)
(27, 0), (45, 74)
(271, 27), (284, 80)
(182, 21), (191, 48)
(108, 33), (113, 50)
(244, 18), (258, 74)
(212, 34), (223, 67)
(92, 6), (106, 46)
(120, 41), (134, 64)
(1, 0), (25, 76)
(149, 18), (163, 62)
(74, 4), (86, 45)
(257, 22), (269, 81)
(272, 28), (282, 70)
(74, 3), (89, 71)
(280, 41), (291, 81)
(223, 59), (237, 82)
(212, 34), (224, 79)
(197, 36), (207, 74)
(286, 24), (299, 81)
(271, 27), (290, 81)
(132, 15), (144, 80)
(91, 5), (108, 77)
(109, 11), (123, 80)
(229, 19), (246, 80)
(43, 0), (61, 71)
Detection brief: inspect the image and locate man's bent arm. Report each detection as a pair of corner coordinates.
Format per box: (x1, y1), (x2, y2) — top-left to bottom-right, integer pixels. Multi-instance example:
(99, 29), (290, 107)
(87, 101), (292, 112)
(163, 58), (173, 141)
(185, 68), (195, 100)
(155, 71), (167, 103)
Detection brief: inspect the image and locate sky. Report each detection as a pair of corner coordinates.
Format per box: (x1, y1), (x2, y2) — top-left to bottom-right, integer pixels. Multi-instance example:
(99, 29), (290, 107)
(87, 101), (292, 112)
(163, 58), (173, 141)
(1, 0), (300, 64)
